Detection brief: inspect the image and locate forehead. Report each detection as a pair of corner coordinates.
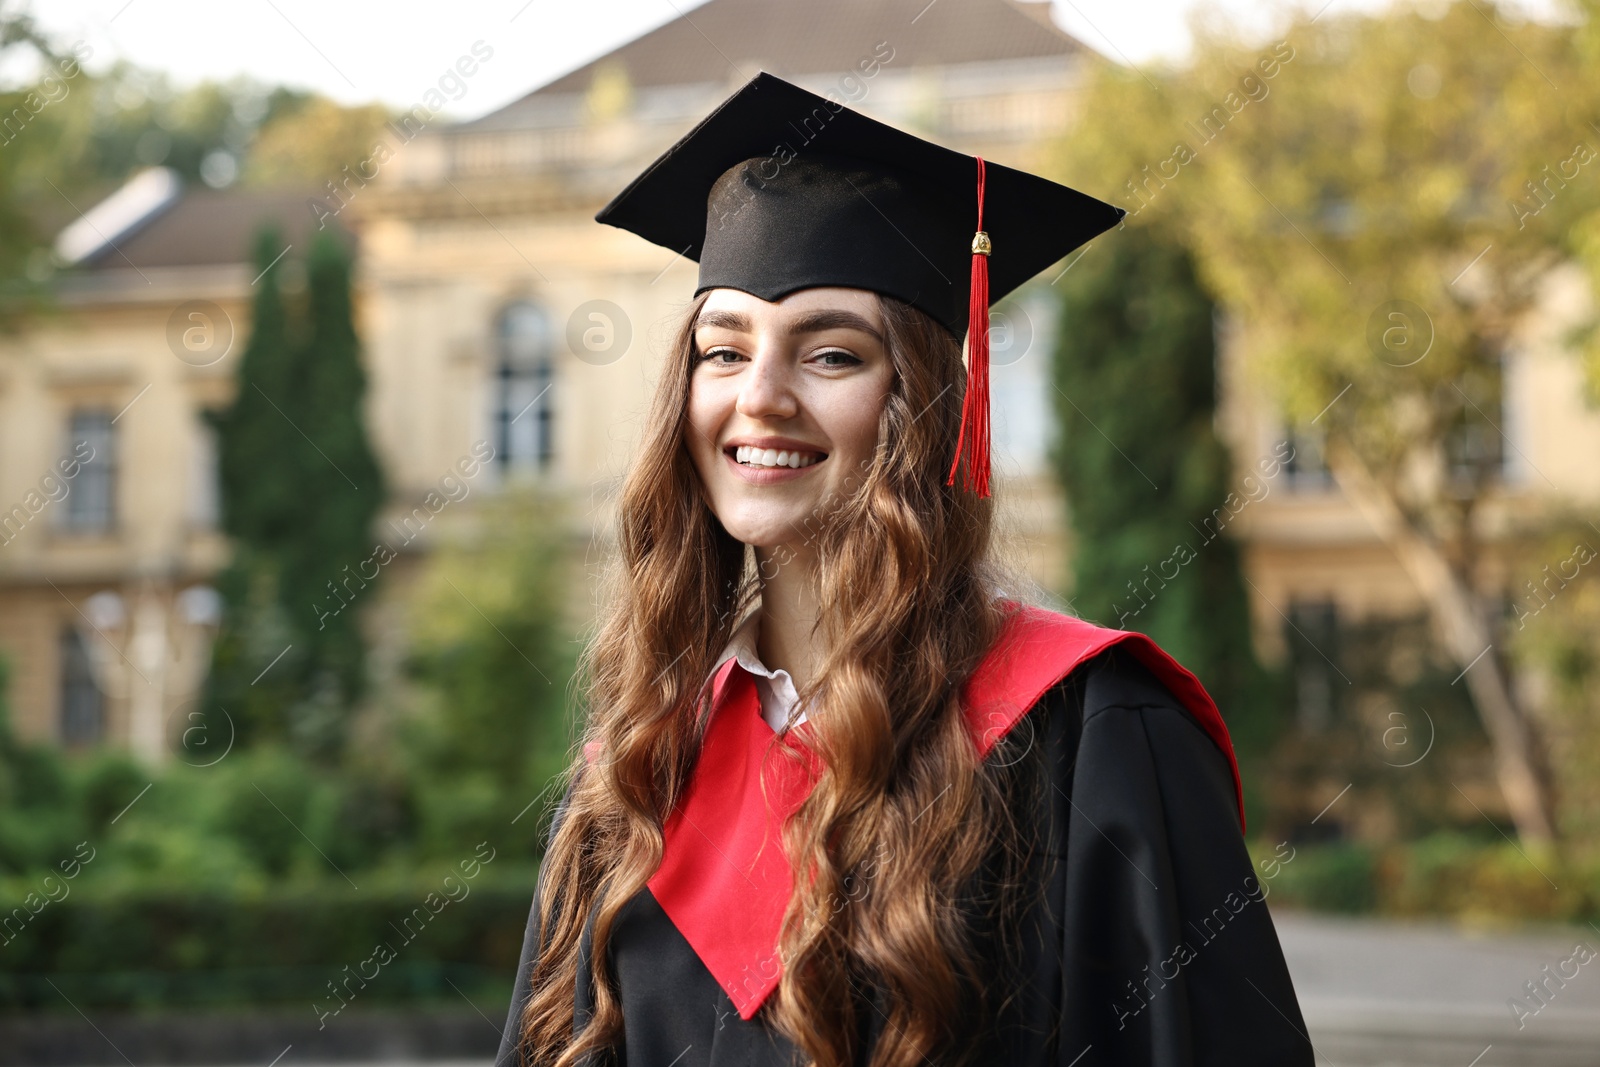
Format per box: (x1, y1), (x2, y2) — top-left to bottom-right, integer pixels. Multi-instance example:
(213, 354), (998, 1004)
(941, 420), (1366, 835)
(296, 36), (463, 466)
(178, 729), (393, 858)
(696, 286), (884, 332)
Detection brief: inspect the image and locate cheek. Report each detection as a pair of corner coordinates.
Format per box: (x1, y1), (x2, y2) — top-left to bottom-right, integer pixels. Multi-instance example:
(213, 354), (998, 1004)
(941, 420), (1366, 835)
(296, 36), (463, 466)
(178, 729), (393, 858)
(837, 408), (879, 457)
(685, 378), (715, 447)
(821, 375), (891, 458)
(684, 376), (731, 464)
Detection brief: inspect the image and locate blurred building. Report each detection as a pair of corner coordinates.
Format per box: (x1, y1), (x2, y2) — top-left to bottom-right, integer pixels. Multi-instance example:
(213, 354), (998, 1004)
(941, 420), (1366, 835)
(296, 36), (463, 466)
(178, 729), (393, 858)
(0, 0), (1104, 752)
(349, 0), (1097, 589)
(1215, 262), (1600, 837)
(1220, 264), (1600, 736)
(0, 166), (360, 761)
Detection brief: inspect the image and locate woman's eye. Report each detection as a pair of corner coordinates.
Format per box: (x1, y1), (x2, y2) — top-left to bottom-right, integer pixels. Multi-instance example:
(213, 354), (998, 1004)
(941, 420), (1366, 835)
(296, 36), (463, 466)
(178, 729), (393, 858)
(698, 347), (743, 364)
(814, 349), (862, 367)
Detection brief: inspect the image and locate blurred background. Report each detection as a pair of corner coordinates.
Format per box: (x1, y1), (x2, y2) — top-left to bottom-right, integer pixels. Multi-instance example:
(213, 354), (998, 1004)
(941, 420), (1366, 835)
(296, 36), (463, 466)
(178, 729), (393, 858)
(0, 0), (1598, 1063)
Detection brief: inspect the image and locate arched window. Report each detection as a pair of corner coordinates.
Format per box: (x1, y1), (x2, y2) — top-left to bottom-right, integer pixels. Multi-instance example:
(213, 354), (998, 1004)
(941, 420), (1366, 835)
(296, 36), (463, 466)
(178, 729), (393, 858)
(493, 302), (555, 476)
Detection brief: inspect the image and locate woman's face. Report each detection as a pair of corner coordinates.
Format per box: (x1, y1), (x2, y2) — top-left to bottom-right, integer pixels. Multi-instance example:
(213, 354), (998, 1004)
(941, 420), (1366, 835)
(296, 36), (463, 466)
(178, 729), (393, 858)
(686, 286), (894, 551)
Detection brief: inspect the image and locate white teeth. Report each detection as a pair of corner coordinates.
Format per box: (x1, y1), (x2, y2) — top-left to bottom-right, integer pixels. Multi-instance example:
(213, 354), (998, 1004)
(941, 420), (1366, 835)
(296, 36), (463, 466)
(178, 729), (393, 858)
(733, 445), (823, 469)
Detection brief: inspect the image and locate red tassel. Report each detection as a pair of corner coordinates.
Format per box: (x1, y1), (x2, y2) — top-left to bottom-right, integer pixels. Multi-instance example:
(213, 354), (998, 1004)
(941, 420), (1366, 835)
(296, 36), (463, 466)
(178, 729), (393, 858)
(947, 156), (992, 497)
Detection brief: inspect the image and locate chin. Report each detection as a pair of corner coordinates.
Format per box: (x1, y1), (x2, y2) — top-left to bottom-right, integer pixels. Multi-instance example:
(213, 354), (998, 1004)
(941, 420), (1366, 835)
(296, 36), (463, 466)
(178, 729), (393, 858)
(718, 508), (811, 551)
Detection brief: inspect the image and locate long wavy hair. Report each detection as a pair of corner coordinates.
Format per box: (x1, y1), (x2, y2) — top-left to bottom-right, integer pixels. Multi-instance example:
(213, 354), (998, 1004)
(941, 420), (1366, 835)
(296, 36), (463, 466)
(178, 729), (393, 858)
(515, 290), (1038, 1067)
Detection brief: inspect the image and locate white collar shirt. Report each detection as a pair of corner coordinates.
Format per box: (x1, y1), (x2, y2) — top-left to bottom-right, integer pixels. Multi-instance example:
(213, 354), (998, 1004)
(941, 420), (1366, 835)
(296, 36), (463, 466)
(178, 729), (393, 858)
(711, 610), (806, 733)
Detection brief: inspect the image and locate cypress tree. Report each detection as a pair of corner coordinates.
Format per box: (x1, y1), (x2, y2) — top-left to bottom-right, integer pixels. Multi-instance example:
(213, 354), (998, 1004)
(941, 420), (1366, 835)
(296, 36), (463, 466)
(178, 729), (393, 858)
(202, 226), (383, 761)
(1051, 226), (1281, 773)
(282, 230), (384, 738)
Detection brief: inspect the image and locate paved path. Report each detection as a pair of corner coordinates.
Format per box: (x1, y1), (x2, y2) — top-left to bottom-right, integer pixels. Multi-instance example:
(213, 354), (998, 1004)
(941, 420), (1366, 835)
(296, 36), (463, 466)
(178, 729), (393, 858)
(1276, 911), (1600, 1066)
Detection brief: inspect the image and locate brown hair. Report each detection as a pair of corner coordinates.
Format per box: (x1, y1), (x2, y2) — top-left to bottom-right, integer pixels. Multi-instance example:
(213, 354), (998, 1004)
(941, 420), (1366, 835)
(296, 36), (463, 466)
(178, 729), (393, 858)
(516, 290), (1031, 1067)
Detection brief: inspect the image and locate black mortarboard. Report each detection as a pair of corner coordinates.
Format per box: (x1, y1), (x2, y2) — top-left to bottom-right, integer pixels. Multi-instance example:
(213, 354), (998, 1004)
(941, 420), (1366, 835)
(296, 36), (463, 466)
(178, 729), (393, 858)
(596, 71), (1125, 496)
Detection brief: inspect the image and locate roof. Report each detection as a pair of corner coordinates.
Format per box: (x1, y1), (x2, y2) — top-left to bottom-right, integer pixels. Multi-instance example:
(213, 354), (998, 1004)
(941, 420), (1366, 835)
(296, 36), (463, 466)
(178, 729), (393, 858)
(64, 170), (354, 272)
(54, 167), (184, 264)
(504, 0), (1085, 101)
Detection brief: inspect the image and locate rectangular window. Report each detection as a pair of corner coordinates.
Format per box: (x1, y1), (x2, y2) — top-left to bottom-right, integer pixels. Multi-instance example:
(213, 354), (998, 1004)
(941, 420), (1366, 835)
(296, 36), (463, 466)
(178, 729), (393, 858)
(188, 413), (220, 529)
(59, 626), (104, 747)
(988, 291), (1053, 478)
(1445, 364), (1507, 490)
(1286, 598), (1340, 733)
(494, 302), (556, 478)
(61, 409), (116, 534)
(1282, 425), (1334, 493)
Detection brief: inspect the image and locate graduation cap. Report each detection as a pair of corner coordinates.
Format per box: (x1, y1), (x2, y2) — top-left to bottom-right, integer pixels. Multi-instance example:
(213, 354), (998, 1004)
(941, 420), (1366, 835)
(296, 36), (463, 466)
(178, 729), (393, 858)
(596, 72), (1125, 497)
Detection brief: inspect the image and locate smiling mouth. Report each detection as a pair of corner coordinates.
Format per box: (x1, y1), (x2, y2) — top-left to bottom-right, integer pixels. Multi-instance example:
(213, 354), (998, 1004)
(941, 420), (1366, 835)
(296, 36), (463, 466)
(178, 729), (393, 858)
(727, 445), (827, 470)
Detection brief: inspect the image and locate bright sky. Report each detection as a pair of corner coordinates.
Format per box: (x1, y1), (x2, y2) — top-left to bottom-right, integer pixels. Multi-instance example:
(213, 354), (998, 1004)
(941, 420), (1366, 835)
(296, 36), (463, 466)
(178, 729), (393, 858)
(9, 0), (1421, 121)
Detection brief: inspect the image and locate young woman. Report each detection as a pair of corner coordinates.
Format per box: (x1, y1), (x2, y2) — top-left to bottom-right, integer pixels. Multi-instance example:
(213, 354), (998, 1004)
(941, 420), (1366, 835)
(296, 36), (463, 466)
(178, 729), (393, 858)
(496, 73), (1313, 1067)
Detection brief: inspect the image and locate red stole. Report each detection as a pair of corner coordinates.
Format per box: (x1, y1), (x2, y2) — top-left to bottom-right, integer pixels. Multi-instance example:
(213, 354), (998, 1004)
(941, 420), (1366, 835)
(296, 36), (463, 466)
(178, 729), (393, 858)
(617, 602), (1243, 1020)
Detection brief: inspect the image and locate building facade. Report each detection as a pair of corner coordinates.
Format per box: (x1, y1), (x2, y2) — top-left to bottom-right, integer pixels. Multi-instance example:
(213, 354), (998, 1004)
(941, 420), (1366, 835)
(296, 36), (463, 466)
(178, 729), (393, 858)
(5, 0), (1595, 768)
(0, 0), (1102, 754)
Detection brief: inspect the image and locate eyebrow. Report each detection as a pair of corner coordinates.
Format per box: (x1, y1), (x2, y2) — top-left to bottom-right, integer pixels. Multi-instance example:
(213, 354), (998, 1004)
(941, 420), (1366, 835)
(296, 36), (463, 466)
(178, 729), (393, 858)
(693, 307), (884, 344)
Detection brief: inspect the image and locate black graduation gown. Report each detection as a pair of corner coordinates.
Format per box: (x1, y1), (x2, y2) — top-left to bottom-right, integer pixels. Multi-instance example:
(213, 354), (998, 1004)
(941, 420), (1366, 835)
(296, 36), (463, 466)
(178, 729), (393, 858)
(495, 646), (1314, 1067)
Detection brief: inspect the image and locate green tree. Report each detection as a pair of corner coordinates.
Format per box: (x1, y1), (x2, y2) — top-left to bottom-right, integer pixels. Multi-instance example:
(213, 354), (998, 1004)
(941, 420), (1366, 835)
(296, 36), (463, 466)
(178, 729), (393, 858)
(1052, 226), (1281, 779)
(203, 227), (383, 761)
(1571, 0), (1600, 394)
(283, 228), (386, 719)
(1058, 1), (1599, 841)
(1507, 520), (1600, 843)
(400, 489), (575, 859)
(0, 1), (82, 326)
(1178, 3), (1592, 844)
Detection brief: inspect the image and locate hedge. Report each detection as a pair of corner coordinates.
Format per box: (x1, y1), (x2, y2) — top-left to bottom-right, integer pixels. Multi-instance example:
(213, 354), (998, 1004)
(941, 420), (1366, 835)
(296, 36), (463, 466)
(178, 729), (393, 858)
(1250, 834), (1600, 924)
(9, 837), (1600, 1014)
(0, 866), (539, 1013)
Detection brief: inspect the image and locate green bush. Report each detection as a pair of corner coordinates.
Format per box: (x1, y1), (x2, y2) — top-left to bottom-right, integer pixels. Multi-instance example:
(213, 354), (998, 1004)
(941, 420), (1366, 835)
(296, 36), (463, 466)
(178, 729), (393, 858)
(1383, 833), (1588, 922)
(0, 482), (577, 1013)
(0, 866), (539, 1012)
(1252, 834), (1600, 923)
(1259, 840), (1378, 913)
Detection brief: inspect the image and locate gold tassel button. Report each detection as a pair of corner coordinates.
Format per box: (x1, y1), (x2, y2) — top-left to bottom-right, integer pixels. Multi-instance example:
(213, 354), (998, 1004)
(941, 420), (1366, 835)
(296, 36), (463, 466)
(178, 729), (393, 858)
(971, 231), (992, 256)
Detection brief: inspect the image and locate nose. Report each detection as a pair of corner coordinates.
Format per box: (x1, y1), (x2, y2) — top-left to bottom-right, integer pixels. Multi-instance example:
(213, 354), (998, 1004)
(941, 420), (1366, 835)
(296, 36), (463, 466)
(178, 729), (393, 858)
(734, 343), (799, 421)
